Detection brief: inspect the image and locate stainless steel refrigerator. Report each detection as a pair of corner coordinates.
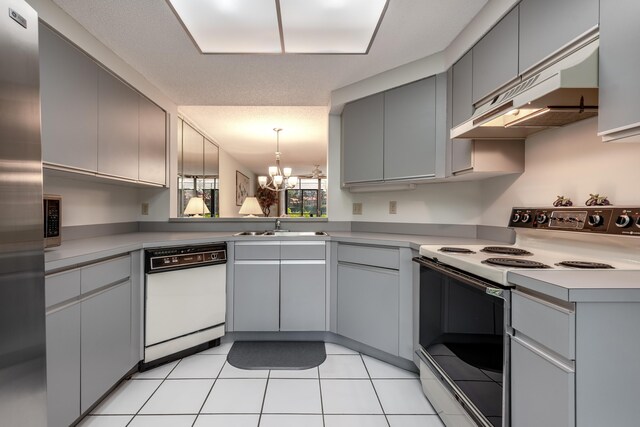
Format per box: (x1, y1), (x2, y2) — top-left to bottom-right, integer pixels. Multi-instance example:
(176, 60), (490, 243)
(0, 0), (47, 425)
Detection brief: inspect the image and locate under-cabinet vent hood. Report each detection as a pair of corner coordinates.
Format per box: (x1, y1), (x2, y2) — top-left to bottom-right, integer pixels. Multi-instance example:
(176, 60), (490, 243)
(451, 39), (599, 140)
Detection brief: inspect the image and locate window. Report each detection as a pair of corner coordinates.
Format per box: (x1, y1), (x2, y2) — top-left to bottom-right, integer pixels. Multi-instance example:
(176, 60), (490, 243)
(285, 178), (327, 217)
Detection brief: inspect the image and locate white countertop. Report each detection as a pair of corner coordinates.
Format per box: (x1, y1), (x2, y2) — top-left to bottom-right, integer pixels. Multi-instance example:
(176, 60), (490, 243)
(508, 270), (640, 302)
(44, 231), (502, 272)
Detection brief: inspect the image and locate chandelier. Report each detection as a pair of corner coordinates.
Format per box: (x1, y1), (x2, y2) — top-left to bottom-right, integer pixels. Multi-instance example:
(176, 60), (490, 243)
(258, 128), (297, 192)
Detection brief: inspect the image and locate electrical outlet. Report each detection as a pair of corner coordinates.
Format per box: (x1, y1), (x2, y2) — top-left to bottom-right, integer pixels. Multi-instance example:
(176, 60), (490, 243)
(141, 202), (149, 215)
(352, 202), (363, 215)
(389, 200), (397, 214)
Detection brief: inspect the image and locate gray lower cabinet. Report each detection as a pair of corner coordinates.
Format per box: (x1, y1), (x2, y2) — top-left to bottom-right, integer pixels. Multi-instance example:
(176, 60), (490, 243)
(81, 280), (132, 413)
(510, 336), (575, 427)
(472, 6), (519, 103)
(280, 261), (325, 331)
(384, 77), (436, 180)
(138, 96), (166, 185)
(39, 24), (98, 172)
(598, 0), (640, 142)
(518, 0), (598, 75)
(337, 263), (399, 355)
(98, 68), (140, 180)
(341, 93), (384, 184)
(233, 262), (280, 331)
(46, 304), (81, 427)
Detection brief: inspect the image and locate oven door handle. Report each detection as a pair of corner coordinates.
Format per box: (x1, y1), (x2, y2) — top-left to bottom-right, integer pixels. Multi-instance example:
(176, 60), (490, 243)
(412, 256), (506, 299)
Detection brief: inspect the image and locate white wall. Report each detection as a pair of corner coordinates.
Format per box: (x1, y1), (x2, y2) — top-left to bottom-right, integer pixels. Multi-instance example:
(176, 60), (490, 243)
(218, 150), (256, 218)
(28, 0), (178, 225)
(44, 176), (140, 226)
(480, 118), (640, 226)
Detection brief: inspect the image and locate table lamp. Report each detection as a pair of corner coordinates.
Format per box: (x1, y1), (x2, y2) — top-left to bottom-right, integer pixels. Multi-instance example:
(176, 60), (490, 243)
(239, 197), (263, 217)
(184, 197), (210, 217)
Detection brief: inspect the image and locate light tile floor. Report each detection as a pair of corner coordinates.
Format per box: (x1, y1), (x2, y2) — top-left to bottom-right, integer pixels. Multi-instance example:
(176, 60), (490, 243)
(78, 343), (443, 427)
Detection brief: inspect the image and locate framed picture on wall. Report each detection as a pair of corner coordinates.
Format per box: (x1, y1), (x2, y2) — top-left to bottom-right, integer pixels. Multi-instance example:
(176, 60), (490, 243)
(236, 171), (249, 206)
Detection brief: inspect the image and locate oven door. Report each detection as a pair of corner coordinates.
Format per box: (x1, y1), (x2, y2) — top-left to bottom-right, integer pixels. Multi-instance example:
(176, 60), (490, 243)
(413, 257), (510, 427)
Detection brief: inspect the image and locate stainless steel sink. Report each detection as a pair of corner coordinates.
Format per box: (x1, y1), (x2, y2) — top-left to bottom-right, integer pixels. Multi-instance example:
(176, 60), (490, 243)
(234, 231), (328, 236)
(261, 231), (328, 236)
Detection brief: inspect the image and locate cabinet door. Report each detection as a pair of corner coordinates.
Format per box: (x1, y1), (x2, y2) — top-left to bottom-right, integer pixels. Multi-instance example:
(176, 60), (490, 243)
(98, 68), (139, 180)
(182, 122), (204, 177)
(233, 262), (280, 331)
(384, 77), (436, 180)
(452, 50), (473, 127)
(280, 261), (325, 331)
(46, 304), (81, 427)
(337, 263), (399, 355)
(39, 24), (98, 171)
(81, 281), (132, 413)
(341, 93), (384, 184)
(138, 95), (166, 185)
(511, 336), (575, 427)
(519, 0), (598, 74)
(472, 6), (519, 103)
(598, 0), (640, 139)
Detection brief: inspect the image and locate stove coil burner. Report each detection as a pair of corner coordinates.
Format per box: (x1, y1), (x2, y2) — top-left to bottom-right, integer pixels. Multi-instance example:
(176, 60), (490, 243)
(482, 258), (551, 268)
(556, 261), (615, 269)
(438, 247), (476, 254)
(480, 246), (533, 256)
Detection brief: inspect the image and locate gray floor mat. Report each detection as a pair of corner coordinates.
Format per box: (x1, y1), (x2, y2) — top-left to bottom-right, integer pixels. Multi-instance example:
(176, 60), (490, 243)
(226, 341), (326, 370)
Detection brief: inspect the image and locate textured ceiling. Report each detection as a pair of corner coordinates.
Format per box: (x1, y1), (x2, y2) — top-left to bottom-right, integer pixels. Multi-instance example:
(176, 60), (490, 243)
(50, 0), (488, 173)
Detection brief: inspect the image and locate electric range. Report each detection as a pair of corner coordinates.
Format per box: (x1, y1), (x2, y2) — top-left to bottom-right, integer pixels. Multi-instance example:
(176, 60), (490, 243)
(419, 206), (640, 287)
(413, 206), (640, 427)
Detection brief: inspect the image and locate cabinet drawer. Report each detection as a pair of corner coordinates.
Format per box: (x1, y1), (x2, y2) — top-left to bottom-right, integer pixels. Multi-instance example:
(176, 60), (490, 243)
(512, 290), (575, 359)
(337, 244), (399, 270)
(46, 269), (81, 307)
(280, 241), (325, 260)
(81, 255), (131, 294)
(234, 242), (281, 260)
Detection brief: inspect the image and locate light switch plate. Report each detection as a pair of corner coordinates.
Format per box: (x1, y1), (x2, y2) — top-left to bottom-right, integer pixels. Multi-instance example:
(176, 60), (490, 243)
(141, 202), (149, 215)
(389, 200), (397, 214)
(352, 202), (363, 215)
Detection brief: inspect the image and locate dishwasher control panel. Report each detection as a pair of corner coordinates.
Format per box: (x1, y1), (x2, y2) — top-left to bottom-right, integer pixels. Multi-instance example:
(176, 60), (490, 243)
(145, 243), (227, 273)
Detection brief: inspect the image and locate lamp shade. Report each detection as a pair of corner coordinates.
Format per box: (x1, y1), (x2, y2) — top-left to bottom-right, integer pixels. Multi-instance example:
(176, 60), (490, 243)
(184, 196), (210, 217)
(239, 197), (263, 217)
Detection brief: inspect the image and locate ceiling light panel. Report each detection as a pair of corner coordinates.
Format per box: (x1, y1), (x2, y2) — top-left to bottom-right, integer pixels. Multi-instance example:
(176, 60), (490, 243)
(279, 0), (388, 53)
(168, 0), (281, 53)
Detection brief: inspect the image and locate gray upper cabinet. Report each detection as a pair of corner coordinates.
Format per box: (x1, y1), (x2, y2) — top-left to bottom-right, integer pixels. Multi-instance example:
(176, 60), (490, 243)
(40, 24), (98, 172)
(182, 122), (204, 177)
(519, 0), (599, 74)
(138, 96), (166, 185)
(598, 0), (640, 142)
(452, 50), (473, 127)
(98, 68), (139, 180)
(472, 6), (519, 103)
(342, 93), (384, 184)
(384, 77), (436, 180)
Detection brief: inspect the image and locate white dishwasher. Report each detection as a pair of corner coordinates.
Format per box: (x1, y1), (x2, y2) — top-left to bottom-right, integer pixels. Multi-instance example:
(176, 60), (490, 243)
(143, 243), (226, 367)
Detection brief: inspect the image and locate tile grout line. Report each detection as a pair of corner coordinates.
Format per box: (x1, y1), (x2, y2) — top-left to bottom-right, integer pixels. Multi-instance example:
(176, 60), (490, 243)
(359, 353), (391, 427)
(257, 369), (271, 426)
(124, 358), (183, 427)
(318, 365), (325, 427)
(191, 357), (227, 427)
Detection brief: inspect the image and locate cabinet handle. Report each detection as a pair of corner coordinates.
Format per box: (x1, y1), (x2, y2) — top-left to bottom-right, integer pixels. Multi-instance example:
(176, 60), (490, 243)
(510, 334), (574, 373)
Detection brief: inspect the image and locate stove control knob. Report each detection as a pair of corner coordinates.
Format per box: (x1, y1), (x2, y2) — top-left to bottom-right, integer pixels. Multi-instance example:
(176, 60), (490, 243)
(587, 214), (602, 226)
(615, 214), (631, 228)
(535, 214), (547, 224)
(511, 213), (521, 223)
(520, 213), (531, 223)
(636, 217), (640, 229)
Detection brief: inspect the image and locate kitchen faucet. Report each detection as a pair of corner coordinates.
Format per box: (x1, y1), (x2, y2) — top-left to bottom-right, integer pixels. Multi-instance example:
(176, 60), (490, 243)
(275, 219), (281, 231)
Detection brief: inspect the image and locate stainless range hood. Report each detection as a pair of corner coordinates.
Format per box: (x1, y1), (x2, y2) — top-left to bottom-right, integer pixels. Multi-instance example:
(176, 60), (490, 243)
(451, 39), (599, 139)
